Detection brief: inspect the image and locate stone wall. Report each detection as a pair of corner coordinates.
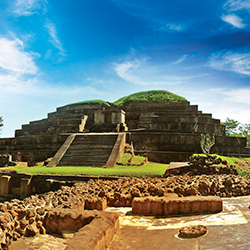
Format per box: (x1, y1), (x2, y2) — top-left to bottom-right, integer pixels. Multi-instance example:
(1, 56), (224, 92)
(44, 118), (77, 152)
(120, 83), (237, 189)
(122, 102), (225, 135)
(132, 196), (223, 216)
(0, 135), (67, 164)
(127, 132), (249, 163)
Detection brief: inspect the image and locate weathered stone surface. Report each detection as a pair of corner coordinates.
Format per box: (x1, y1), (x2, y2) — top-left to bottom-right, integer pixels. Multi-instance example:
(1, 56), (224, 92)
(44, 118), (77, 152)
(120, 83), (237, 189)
(25, 224), (39, 237)
(132, 196), (223, 216)
(0, 174), (248, 249)
(179, 225), (207, 238)
(66, 210), (119, 250)
(44, 208), (95, 235)
(164, 155), (238, 177)
(85, 197), (107, 211)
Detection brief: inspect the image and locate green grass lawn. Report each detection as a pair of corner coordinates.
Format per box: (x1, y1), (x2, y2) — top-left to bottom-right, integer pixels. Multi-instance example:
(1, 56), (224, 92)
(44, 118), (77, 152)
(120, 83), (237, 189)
(3, 153), (250, 178)
(7, 162), (168, 177)
(117, 153), (145, 165)
(3, 154), (167, 177)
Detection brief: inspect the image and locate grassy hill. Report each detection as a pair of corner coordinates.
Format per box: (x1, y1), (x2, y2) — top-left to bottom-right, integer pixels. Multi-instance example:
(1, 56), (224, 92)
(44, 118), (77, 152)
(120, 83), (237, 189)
(113, 90), (188, 106)
(66, 99), (110, 107)
(64, 90), (188, 108)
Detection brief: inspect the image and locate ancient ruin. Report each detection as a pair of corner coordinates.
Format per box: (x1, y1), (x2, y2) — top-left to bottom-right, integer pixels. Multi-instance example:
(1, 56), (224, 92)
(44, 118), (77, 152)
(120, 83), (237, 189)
(0, 90), (249, 166)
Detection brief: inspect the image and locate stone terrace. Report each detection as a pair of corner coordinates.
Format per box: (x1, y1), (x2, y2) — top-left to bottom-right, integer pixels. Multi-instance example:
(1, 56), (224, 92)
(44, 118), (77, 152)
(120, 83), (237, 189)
(0, 94), (250, 165)
(123, 102), (250, 162)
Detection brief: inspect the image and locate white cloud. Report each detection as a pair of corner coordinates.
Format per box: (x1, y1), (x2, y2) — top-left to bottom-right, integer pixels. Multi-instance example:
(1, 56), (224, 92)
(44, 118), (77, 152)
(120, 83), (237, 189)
(164, 24), (183, 31)
(221, 14), (245, 28)
(180, 87), (250, 124)
(44, 20), (66, 57)
(0, 37), (39, 94)
(0, 38), (38, 75)
(112, 53), (208, 85)
(173, 54), (188, 64)
(225, 88), (250, 105)
(13, 0), (47, 16)
(224, 0), (250, 12)
(208, 51), (250, 75)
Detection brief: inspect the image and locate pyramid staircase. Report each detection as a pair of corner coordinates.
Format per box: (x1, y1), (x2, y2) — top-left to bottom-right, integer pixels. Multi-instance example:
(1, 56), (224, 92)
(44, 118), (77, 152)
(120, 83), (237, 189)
(48, 133), (125, 167)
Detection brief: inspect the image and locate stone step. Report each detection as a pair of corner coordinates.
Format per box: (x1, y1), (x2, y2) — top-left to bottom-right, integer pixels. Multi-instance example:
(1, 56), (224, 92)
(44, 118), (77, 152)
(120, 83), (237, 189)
(57, 134), (118, 167)
(124, 103), (195, 111)
(71, 140), (117, 146)
(61, 150), (111, 159)
(47, 134), (76, 167)
(138, 116), (219, 124)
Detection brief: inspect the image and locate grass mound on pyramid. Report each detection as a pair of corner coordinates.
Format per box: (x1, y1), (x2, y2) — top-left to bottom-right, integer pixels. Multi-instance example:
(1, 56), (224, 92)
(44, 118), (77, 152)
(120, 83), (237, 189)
(113, 90), (188, 106)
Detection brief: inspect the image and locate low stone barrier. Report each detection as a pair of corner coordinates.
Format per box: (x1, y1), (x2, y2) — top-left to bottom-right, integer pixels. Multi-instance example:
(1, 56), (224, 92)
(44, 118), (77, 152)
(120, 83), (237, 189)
(63, 209), (119, 250)
(132, 196), (223, 216)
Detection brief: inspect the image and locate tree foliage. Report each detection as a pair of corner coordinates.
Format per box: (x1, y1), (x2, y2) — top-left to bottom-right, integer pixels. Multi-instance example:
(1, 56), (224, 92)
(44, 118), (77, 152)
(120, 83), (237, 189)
(222, 117), (250, 147)
(222, 118), (239, 136)
(200, 134), (215, 156)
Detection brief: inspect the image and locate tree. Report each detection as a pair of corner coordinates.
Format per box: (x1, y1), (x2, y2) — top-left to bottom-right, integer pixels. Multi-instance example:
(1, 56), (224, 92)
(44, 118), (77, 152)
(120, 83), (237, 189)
(0, 117), (3, 134)
(239, 123), (250, 147)
(222, 118), (240, 136)
(200, 133), (215, 156)
(222, 117), (250, 147)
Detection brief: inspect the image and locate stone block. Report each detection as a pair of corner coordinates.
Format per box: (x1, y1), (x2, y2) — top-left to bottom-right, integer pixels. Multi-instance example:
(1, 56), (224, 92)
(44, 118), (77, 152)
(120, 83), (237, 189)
(132, 196), (222, 216)
(20, 177), (31, 199)
(85, 197), (107, 211)
(0, 175), (11, 195)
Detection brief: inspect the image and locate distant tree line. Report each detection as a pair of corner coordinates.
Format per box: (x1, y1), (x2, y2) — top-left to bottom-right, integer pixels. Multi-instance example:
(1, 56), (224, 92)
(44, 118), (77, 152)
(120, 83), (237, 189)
(222, 118), (250, 147)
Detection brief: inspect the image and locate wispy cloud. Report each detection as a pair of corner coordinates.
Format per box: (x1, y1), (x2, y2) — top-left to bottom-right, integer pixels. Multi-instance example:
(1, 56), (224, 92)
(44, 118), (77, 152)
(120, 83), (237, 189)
(221, 14), (245, 28)
(222, 0), (250, 29)
(159, 23), (184, 32)
(13, 0), (47, 16)
(44, 20), (66, 57)
(208, 51), (250, 75)
(112, 51), (207, 85)
(224, 0), (250, 12)
(173, 54), (188, 64)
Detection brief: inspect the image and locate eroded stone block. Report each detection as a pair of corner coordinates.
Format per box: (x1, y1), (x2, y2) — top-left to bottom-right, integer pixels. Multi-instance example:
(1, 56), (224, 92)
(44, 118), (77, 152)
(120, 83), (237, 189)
(132, 196), (222, 216)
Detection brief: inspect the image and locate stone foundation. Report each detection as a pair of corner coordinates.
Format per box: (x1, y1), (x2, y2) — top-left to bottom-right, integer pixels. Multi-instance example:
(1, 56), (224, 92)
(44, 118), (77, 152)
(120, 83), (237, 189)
(132, 196), (223, 216)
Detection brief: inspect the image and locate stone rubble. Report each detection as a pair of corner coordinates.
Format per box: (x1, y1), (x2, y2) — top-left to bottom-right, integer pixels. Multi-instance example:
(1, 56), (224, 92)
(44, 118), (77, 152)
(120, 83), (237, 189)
(178, 225), (207, 238)
(0, 155), (250, 249)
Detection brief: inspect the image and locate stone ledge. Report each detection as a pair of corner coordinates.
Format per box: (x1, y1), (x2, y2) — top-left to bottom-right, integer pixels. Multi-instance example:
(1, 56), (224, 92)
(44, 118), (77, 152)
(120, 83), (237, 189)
(65, 210), (119, 250)
(44, 208), (119, 250)
(132, 196), (223, 216)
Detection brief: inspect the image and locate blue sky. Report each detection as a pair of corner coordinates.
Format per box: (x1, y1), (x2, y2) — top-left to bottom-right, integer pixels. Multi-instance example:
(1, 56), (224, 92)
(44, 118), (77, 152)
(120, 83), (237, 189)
(0, 0), (250, 137)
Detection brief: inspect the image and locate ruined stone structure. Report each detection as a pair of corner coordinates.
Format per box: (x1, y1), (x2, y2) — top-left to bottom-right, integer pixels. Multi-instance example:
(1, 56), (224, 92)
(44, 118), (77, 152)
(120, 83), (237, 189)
(123, 101), (250, 162)
(0, 90), (249, 165)
(0, 103), (127, 166)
